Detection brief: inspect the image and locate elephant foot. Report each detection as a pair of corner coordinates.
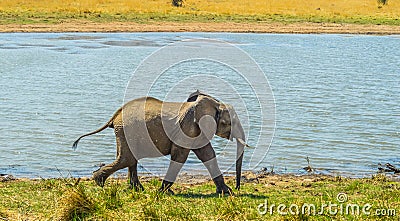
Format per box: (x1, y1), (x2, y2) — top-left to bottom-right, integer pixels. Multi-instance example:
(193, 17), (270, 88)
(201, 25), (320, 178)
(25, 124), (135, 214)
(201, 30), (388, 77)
(213, 175), (233, 195)
(216, 184), (233, 195)
(163, 189), (175, 195)
(130, 181), (144, 191)
(92, 170), (107, 187)
(159, 180), (175, 195)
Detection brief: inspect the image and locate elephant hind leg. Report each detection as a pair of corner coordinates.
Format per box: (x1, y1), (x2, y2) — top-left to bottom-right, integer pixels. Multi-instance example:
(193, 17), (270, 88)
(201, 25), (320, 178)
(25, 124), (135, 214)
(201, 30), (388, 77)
(128, 161), (144, 191)
(93, 126), (134, 187)
(93, 157), (130, 187)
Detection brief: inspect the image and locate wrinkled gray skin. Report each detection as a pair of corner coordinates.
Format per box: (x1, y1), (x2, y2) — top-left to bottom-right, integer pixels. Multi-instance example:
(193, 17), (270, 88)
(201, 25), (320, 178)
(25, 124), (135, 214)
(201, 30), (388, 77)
(72, 91), (247, 194)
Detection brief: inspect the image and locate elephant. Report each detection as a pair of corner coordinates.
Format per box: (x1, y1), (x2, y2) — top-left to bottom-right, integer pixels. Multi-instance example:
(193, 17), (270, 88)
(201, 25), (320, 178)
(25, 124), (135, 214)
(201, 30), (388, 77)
(72, 91), (249, 194)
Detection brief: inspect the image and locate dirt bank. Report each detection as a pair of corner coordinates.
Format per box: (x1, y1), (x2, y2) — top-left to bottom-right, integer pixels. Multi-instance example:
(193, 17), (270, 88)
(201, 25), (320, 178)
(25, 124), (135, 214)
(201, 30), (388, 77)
(2, 21), (400, 34)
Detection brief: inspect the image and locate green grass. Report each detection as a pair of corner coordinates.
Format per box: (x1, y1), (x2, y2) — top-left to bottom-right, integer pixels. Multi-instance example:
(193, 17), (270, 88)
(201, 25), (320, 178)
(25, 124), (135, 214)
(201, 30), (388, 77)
(0, 174), (399, 220)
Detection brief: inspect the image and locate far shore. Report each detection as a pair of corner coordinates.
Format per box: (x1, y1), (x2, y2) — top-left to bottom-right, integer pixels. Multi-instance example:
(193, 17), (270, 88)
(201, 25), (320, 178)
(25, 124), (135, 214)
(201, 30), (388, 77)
(2, 21), (400, 35)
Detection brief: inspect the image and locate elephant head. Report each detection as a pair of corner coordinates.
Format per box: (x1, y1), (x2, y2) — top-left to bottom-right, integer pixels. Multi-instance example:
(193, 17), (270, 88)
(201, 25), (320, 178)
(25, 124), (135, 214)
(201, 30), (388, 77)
(215, 103), (247, 190)
(187, 91), (248, 190)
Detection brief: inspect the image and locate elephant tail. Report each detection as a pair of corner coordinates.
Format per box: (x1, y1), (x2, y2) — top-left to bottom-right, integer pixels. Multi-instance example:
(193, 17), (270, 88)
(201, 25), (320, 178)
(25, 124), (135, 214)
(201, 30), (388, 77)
(72, 108), (121, 150)
(72, 120), (112, 150)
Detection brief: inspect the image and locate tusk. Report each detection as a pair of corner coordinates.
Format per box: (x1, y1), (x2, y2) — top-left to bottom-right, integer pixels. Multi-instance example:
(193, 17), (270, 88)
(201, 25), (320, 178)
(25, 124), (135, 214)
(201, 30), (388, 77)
(237, 138), (254, 148)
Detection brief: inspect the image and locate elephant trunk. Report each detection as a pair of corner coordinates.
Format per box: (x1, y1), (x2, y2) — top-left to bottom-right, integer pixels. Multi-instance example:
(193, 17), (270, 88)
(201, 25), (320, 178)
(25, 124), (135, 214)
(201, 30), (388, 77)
(232, 120), (246, 190)
(235, 140), (244, 190)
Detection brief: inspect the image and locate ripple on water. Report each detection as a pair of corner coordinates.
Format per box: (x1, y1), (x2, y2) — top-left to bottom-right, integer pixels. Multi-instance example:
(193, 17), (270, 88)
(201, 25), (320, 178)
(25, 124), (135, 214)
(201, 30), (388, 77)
(0, 33), (399, 178)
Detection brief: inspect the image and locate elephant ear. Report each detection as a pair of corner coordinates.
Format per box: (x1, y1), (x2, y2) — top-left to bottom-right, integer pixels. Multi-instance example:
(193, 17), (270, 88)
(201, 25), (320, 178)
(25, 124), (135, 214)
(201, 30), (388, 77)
(193, 96), (220, 123)
(187, 90), (202, 102)
(193, 96), (221, 140)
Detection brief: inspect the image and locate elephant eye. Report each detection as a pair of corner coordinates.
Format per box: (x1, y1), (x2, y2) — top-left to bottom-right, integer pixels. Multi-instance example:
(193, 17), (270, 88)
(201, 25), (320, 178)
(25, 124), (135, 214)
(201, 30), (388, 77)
(220, 119), (230, 125)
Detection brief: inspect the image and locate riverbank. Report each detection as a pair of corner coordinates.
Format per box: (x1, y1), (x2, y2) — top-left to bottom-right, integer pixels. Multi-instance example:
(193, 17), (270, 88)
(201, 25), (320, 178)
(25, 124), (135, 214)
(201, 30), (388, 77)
(2, 21), (400, 34)
(1, 0), (400, 34)
(1, 173), (399, 220)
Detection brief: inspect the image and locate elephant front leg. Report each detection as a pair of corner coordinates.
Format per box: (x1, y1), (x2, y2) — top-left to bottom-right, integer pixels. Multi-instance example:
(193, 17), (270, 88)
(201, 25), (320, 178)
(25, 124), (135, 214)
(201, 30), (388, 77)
(193, 143), (233, 195)
(159, 144), (190, 194)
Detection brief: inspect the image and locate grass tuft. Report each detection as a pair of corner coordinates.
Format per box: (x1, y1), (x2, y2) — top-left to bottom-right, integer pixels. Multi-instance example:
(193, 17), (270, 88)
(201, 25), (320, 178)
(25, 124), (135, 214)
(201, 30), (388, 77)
(56, 184), (97, 221)
(100, 182), (124, 210)
(217, 196), (247, 220)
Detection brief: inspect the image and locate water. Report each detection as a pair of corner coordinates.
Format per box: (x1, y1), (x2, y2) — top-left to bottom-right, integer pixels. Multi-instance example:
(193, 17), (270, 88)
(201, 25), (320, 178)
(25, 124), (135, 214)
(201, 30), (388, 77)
(0, 33), (399, 178)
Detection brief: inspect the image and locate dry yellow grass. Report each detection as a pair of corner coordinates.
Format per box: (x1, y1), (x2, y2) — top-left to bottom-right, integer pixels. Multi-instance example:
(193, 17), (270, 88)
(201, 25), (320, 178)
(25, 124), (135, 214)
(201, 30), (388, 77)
(0, 0), (399, 33)
(0, 0), (399, 20)
(189, 0), (400, 18)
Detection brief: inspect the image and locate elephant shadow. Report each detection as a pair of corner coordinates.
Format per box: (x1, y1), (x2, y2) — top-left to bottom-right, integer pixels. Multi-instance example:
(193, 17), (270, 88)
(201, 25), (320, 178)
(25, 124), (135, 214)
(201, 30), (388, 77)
(175, 192), (266, 199)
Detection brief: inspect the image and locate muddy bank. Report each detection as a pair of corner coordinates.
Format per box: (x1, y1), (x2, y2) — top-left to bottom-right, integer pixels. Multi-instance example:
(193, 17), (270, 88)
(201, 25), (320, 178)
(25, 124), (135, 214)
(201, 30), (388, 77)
(2, 21), (400, 34)
(2, 171), (398, 185)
